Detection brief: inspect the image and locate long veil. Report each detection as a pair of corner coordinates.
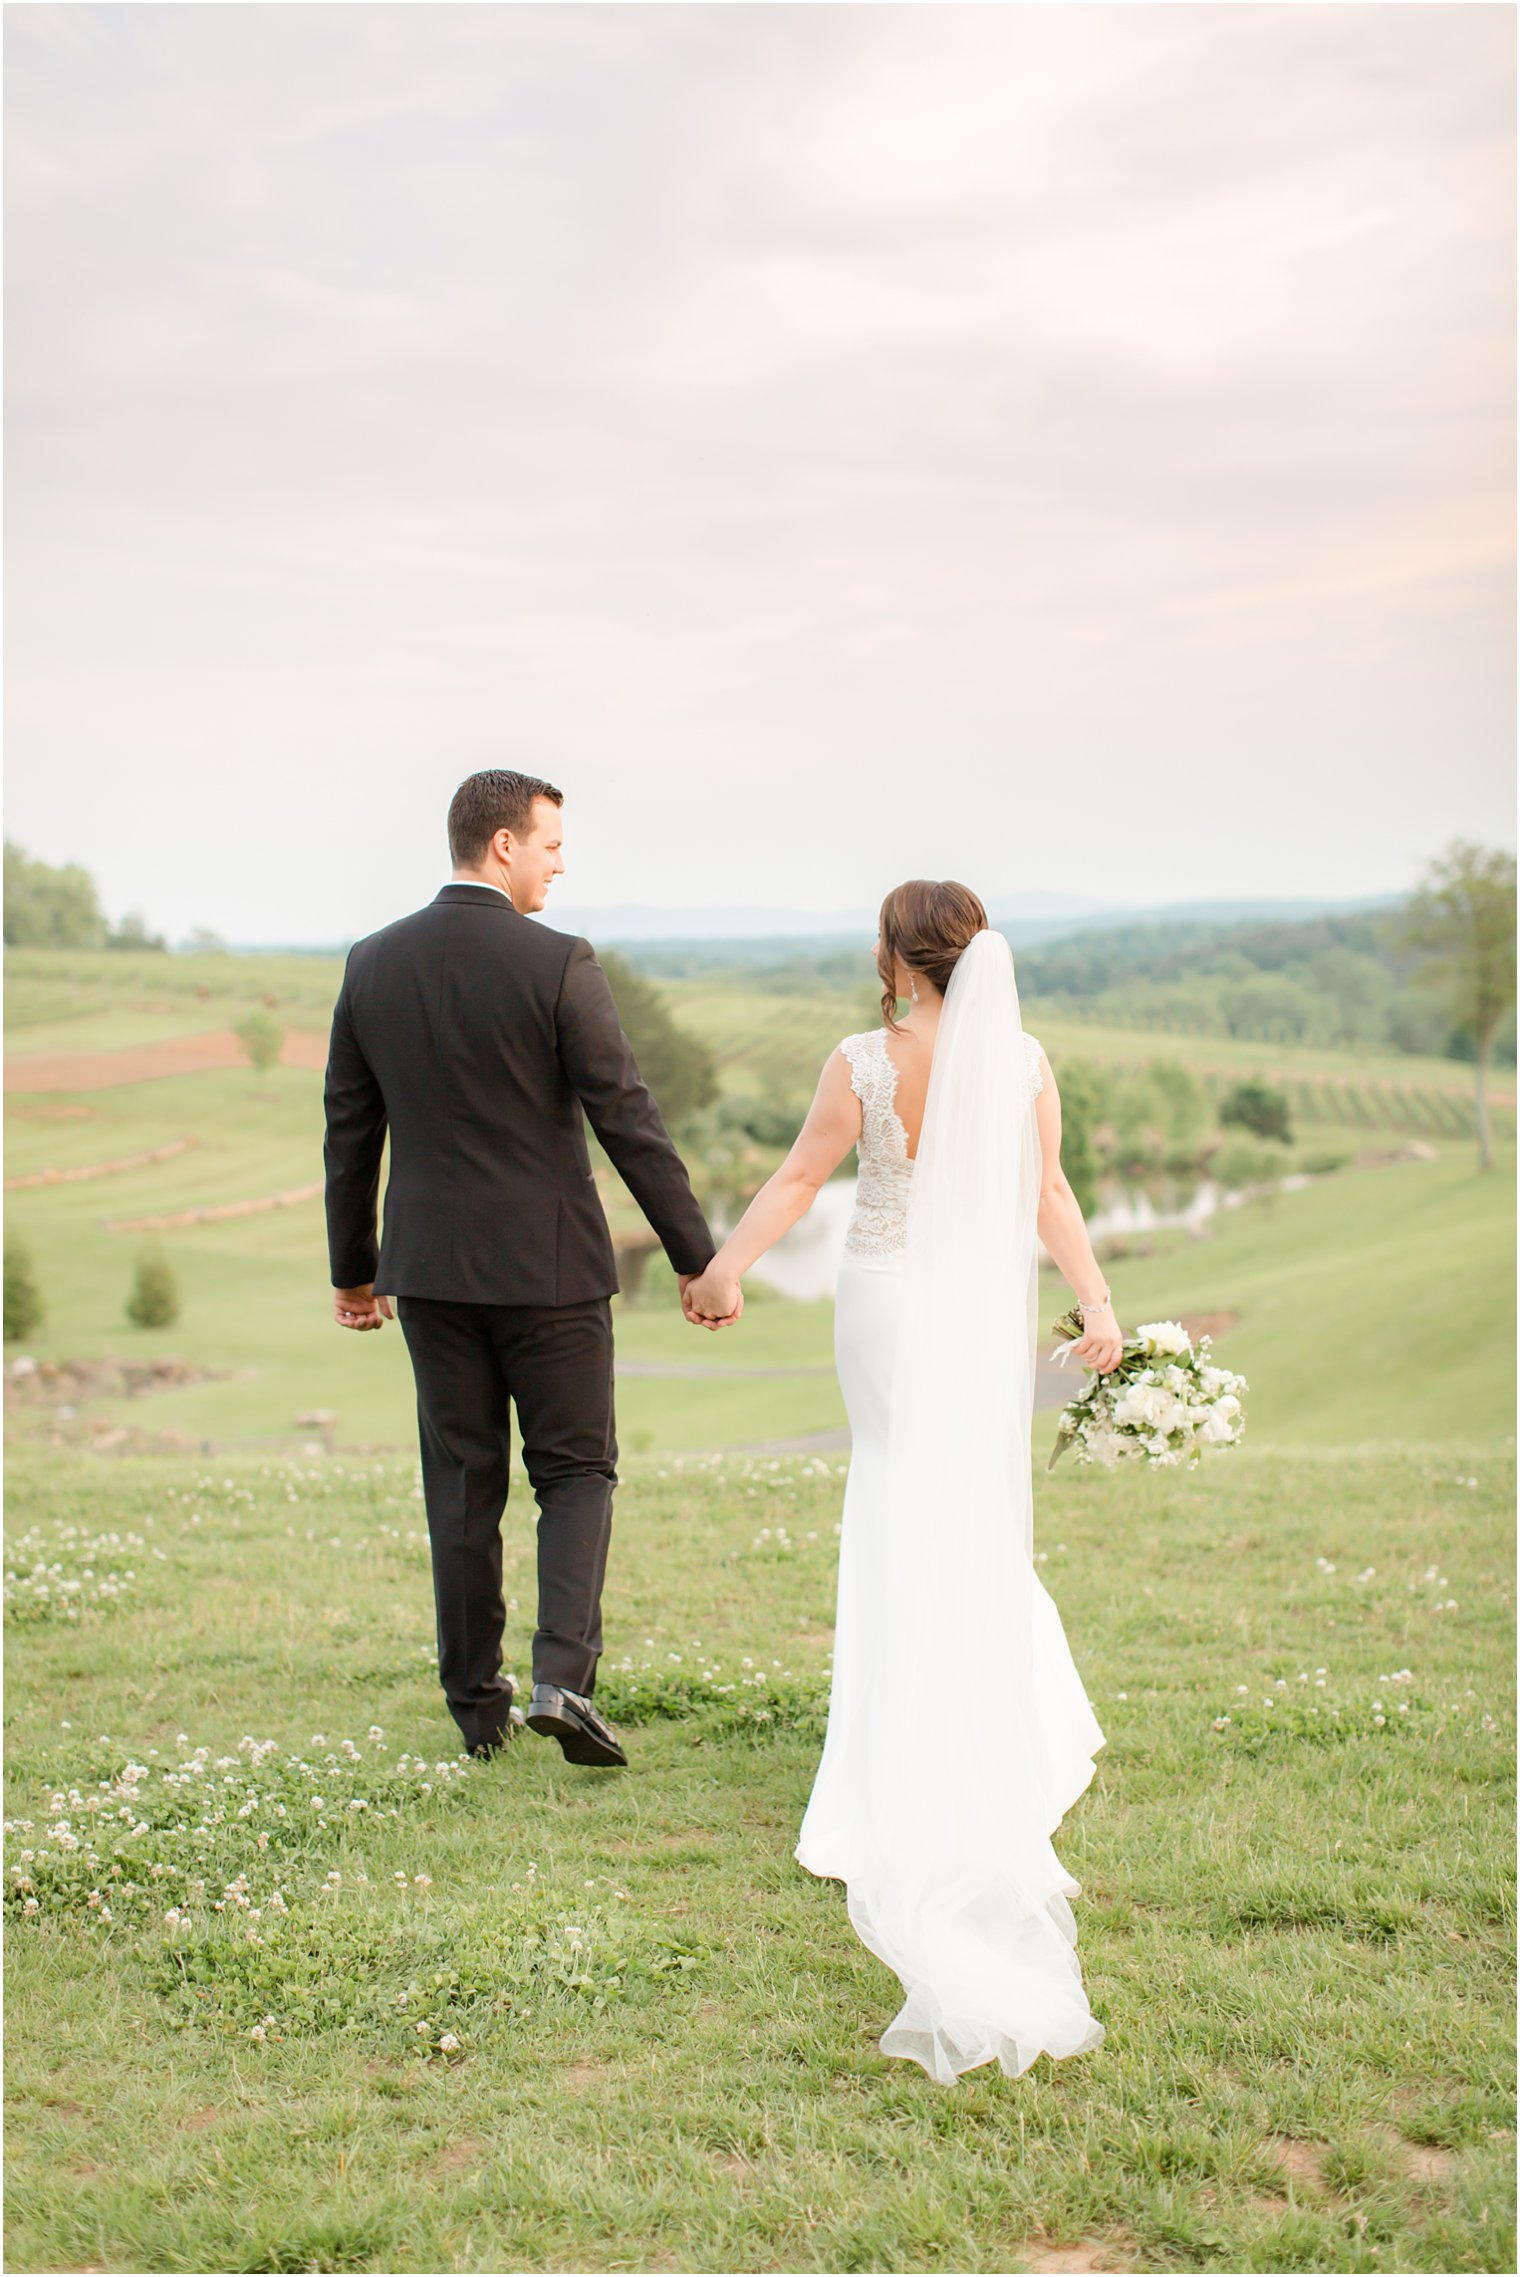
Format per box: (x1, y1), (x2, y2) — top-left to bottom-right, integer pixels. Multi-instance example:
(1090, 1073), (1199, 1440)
(843, 927), (1107, 2082)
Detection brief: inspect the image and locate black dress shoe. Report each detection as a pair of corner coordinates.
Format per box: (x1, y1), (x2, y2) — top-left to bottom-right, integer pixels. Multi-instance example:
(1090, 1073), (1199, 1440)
(526, 1683), (628, 1768)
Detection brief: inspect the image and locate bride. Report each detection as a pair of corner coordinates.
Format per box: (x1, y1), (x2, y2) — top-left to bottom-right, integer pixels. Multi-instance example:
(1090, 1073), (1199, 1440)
(683, 880), (1124, 2084)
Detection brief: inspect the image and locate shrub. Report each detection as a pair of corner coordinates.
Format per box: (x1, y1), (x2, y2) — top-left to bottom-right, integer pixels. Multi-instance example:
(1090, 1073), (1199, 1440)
(126, 1248), (180, 1330)
(1300, 1146), (1354, 1175)
(1220, 1078), (1293, 1144)
(233, 1010), (284, 1075)
(1210, 1132), (1294, 1198)
(3, 1234), (44, 1343)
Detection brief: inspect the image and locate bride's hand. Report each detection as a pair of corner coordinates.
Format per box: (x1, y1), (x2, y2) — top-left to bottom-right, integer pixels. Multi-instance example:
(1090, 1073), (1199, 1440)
(1070, 1300), (1124, 1374)
(681, 1266), (743, 1330)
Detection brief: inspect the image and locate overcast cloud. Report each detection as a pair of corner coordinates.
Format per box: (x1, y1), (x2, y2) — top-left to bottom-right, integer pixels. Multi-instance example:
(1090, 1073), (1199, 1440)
(4, 2), (1514, 943)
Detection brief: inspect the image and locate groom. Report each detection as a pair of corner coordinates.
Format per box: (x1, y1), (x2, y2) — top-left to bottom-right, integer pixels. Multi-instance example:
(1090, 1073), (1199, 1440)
(323, 769), (735, 1768)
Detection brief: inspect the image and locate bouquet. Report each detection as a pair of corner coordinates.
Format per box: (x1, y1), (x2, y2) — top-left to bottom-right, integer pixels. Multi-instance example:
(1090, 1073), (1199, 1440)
(1045, 1307), (1247, 1471)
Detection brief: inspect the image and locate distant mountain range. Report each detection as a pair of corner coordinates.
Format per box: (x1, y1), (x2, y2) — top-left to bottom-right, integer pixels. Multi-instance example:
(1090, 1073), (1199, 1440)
(526, 888), (1405, 951)
(226, 886), (1405, 959)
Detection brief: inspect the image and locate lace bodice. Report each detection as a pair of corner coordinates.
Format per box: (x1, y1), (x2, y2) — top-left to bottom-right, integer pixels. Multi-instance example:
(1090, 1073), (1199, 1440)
(839, 1027), (1045, 1258)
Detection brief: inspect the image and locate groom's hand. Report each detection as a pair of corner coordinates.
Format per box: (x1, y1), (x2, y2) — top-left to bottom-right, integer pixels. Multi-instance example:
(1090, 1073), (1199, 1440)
(333, 1284), (394, 1332)
(680, 1268), (743, 1331)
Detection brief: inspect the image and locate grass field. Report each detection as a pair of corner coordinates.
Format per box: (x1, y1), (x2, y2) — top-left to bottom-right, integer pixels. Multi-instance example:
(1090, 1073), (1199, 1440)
(5, 1114), (1515, 1455)
(658, 980), (1517, 1123)
(4, 950), (1514, 1458)
(4, 1439), (1513, 2273)
(4, 945), (1515, 2272)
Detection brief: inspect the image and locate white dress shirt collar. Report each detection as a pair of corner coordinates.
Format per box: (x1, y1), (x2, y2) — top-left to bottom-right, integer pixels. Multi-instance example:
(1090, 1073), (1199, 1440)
(444, 879), (514, 905)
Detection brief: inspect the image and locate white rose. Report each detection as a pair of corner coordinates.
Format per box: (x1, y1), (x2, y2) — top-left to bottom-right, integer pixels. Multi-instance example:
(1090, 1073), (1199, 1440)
(1138, 1321), (1192, 1357)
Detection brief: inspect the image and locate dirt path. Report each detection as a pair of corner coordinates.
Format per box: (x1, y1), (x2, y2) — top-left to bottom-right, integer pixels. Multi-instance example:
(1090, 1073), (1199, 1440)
(4, 1029), (329, 1092)
(103, 1181), (324, 1233)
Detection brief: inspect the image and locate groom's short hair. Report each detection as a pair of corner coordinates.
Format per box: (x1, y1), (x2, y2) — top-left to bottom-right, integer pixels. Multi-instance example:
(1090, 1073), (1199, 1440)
(448, 770), (564, 864)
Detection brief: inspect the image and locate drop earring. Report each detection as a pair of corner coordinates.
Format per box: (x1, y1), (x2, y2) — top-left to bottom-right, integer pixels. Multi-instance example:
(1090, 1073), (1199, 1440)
(909, 977), (920, 1005)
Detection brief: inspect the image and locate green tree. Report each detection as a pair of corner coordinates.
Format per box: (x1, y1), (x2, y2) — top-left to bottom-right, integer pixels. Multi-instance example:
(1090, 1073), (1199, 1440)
(107, 911), (167, 953)
(234, 1010), (285, 1076)
(1217, 971), (1319, 1044)
(3, 840), (107, 948)
(1044, 1056), (1100, 1219)
(1384, 840), (1517, 1172)
(126, 1248), (180, 1330)
(1304, 945), (1394, 1049)
(3, 1234), (44, 1343)
(1210, 1132), (1294, 1212)
(597, 949), (718, 1128)
(1220, 1079), (1294, 1145)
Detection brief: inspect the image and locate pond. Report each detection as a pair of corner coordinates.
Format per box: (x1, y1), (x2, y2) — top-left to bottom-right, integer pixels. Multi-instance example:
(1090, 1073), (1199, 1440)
(744, 1169), (1310, 1304)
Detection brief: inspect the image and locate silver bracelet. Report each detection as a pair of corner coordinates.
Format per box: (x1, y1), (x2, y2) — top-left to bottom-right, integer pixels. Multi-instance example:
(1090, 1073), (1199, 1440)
(1078, 1291), (1112, 1314)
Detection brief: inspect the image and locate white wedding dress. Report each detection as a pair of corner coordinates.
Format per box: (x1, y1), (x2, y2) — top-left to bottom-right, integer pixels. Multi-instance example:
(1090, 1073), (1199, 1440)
(795, 931), (1107, 2084)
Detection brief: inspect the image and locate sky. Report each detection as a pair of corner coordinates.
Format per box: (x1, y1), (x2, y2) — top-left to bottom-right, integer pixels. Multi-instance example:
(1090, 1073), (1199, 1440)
(4, 1), (1514, 945)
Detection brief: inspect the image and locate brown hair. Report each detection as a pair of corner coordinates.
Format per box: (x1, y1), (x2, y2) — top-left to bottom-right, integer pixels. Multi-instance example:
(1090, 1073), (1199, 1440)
(448, 769), (563, 865)
(876, 880), (989, 1030)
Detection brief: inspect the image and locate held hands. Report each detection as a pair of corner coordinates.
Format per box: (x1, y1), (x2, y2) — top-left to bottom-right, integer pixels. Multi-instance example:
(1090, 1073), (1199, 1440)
(333, 1284), (394, 1332)
(680, 1266), (743, 1332)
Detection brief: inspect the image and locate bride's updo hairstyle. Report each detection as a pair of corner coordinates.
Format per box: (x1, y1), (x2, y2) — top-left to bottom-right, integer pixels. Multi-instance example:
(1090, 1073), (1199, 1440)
(877, 880), (989, 1032)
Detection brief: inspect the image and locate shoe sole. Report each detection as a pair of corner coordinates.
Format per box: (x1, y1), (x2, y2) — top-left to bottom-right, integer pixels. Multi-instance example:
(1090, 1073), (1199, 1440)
(525, 1707), (627, 1768)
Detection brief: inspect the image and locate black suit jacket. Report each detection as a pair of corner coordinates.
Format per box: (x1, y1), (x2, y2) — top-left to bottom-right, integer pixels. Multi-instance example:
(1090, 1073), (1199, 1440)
(323, 884), (715, 1306)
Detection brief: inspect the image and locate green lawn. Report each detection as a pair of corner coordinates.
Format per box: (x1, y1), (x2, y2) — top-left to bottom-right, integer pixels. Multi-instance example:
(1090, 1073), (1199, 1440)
(5, 1118), (1511, 1454)
(5, 950), (1514, 2271)
(4, 1439), (1513, 2273)
(4, 947), (346, 1043)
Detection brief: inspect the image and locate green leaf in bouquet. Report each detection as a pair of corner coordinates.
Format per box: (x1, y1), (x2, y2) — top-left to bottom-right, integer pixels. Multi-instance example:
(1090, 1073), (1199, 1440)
(1046, 1411), (1080, 1472)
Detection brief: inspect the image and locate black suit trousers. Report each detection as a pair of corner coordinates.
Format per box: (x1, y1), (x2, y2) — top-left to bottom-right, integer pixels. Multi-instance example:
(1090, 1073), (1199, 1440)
(396, 1294), (618, 1752)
